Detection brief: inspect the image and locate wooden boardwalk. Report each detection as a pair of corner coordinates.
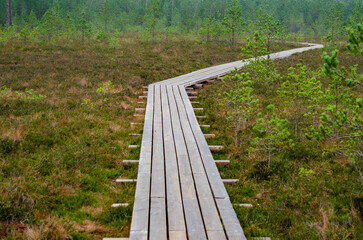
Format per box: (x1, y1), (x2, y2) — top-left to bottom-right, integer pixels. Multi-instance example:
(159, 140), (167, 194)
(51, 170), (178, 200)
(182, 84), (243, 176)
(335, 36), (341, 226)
(129, 43), (323, 240)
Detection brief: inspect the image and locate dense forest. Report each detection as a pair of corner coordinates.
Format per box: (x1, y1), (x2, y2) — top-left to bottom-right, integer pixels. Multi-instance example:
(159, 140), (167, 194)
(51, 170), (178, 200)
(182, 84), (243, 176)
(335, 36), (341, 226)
(0, 0), (362, 44)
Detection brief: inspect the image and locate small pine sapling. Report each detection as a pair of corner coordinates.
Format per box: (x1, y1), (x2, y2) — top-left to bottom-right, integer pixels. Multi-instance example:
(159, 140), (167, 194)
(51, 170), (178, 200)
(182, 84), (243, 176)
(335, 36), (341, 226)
(241, 32), (267, 61)
(220, 70), (259, 146)
(200, 16), (213, 42)
(278, 64), (323, 137)
(253, 7), (282, 54)
(79, 11), (91, 43)
(250, 104), (291, 168)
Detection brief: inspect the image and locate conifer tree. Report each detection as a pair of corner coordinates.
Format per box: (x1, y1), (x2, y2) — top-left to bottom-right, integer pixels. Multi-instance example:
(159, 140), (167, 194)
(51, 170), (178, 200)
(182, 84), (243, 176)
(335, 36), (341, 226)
(223, 0), (244, 46)
(79, 11), (90, 43)
(254, 7), (281, 54)
(26, 10), (38, 30)
(38, 6), (63, 40)
(251, 105), (291, 168)
(144, 0), (162, 39)
(278, 64), (323, 137)
(200, 16), (213, 42)
(221, 70), (259, 146)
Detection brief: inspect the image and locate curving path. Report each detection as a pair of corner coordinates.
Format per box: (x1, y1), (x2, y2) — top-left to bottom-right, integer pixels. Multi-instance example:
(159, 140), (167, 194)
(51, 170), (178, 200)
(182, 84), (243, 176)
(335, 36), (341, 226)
(130, 43), (323, 240)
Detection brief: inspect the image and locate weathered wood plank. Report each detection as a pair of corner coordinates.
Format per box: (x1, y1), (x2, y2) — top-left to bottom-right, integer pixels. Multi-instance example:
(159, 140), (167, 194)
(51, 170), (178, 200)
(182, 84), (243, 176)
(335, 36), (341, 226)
(173, 86), (225, 235)
(160, 85), (186, 233)
(116, 179), (137, 184)
(149, 85), (167, 239)
(216, 198), (247, 240)
(122, 160), (139, 166)
(130, 84), (155, 239)
(167, 85), (206, 239)
(169, 231), (187, 240)
(112, 203), (129, 207)
(215, 160), (230, 166)
(150, 85), (165, 199)
(149, 198), (167, 240)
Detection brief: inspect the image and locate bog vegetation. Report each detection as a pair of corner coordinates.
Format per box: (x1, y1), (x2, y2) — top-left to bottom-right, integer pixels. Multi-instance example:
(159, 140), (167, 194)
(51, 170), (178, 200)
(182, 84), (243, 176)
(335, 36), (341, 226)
(0, 0), (362, 239)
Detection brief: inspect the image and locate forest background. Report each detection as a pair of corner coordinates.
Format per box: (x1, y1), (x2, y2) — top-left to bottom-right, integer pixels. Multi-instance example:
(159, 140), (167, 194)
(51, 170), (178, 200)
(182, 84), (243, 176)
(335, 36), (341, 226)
(1, 0), (362, 45)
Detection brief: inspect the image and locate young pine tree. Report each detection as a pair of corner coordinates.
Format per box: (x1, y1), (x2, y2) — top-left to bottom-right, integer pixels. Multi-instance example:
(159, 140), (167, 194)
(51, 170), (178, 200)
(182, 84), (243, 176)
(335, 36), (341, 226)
(38, 6), (63, 40)
(220, 70), (259, 146)
(200, 16), (213, 42)
(79, 11), (91, 43)
(251, 104), (291, 168)
(223, 0), (245, 46)
(144, 0), (162, 40)
(254, 7), (282, 54)
(278, 64), (323, 137)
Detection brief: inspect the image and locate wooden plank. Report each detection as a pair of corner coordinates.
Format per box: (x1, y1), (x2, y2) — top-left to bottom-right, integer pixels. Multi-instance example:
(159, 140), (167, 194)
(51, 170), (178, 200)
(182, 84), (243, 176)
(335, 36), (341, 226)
(178, 85), (229, 198)
(130, 84), (155, 238)
(222, 179), (239, 185)
(129, 133), (142, 136)
(122, 160), (139, 166)
(149, 198), (167, 240)
(116, 179), (137, 184)
(177, 86), (247, 239)
(173, 86), (225, 235)
(129, 231), (147, 240)
(128, 145), (139, 149)
(149, 85), (167, 240)
(193, 84), (203, 89)
(207, 231), (228, 240)
(204, 134), (215, 139)
(215, 160), (230, 166)
(160, 85), (186, 233)
(167, 85), (206, 239)
(150, 85), (165, 198)
(112, 203), (129, 207)
(187, 91), (198, 96)
(209, 145), (224, 151)
(234, 203), (253, 208)
(216, 198), (247, 240)
(169, 231), (187, 240)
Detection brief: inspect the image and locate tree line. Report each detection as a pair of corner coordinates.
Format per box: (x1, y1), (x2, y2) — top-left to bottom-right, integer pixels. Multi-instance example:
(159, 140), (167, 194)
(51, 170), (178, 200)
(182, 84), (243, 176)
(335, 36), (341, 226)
(0, 0), (362, 44)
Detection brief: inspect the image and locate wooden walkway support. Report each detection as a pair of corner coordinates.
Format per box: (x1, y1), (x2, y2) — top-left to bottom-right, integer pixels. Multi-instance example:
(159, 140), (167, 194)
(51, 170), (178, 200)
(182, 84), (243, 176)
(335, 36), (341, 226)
(128, 43), (323, 240)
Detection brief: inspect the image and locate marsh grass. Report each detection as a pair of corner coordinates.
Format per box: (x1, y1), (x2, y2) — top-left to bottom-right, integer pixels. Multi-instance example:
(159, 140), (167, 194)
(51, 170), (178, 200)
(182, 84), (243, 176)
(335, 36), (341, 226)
(0, 39), (250, 239)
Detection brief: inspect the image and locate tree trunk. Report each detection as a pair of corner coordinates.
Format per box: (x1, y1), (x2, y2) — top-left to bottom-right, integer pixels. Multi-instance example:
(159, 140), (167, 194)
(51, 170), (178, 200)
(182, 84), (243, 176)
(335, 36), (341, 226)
(234, 111), (238, 147)
(6, 0), (13, 27)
